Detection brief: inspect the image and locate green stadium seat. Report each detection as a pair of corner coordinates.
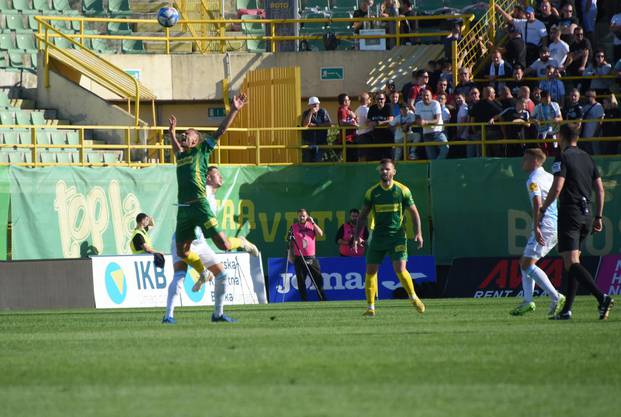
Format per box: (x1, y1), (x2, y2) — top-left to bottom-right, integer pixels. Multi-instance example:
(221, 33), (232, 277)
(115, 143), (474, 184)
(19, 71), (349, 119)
(55, 150), (73, 163)
(40, 151), (57, 163)
(241, 15), (263, 32)
(0, 91), (11, 109)
(86, 151), (103, 163)
(246, 38), (266, 53)
(2, 130), (19, 145)
(329, 11), (352, 31)
(331, 0), (357, 10)
(18, 129), (32, 144)
(107, 20), (132, 35)
(31, 111), (46, 125)
(302, 13), (326, 31)
(91, 37), (117, 54)
(7, 151), (23, 163)
(82, 0), (104, 15)
(33, 0), (54, 13)
(107, 0), (131, 16)
(27, 15), (39, 31)
(52, 0), (79, 14)
(103, 151), (121, 163)
(0, 32), (14, 50)
(66, 130), (78, 145)
(122, 39), (144, 54)
(8, 50), (29, 69)
(53, 35), (74, 49)
(5, 14), (27, 32)
(12, 0), (35, 13)
(0, 151), (8, 163)
(50, 130), (66, 145)
(15, 33), (36, 50)
(15, 110), (31, 125)
(0, 111), (15, 124)
(35, 129), (50, 144)
(23, 150), (32, 163)
(304, 0), (329, 10)
(0, 0), (10, 9)
(237, 0), (259, 10)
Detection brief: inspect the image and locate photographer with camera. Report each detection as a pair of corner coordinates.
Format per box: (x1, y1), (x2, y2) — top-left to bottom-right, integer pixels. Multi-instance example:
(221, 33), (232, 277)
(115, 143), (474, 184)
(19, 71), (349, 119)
(335, 208), (369, 257)
(288, 208), (326, 301)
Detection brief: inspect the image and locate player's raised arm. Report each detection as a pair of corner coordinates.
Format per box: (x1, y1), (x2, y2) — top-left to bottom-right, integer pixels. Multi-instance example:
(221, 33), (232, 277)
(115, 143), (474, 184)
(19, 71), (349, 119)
(407, 203), (423, 249)
(213, 93), (248, 141)
(169, 114), (182, 153)
(353, 205), (370, 253)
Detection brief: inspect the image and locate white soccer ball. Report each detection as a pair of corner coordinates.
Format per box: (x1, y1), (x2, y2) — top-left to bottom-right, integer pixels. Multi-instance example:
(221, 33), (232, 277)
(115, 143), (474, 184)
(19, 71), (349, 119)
(157, 6), (179, 28)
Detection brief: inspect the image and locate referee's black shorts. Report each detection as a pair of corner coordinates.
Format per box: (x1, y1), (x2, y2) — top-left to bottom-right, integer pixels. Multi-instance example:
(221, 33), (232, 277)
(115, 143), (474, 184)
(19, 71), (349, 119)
(558, 208), (592, 252)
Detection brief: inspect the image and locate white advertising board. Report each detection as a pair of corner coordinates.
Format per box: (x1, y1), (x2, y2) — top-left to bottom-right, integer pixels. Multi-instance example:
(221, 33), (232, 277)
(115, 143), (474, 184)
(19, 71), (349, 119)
(92, 253), (267, 309)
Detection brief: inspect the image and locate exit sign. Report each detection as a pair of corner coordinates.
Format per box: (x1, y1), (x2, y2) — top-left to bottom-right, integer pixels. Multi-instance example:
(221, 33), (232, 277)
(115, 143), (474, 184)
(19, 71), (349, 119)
(208, 107), (225, 118)
(320, 67), (344, 80)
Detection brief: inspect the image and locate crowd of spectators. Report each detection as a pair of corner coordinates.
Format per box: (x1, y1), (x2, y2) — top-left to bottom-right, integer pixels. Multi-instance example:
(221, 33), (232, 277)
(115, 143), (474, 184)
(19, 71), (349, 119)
(301, 0), (621, 161)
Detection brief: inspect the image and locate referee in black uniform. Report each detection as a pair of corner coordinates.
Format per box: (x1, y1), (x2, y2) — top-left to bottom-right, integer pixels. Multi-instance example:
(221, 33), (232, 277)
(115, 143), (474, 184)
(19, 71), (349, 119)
(540, 124), (614, 320)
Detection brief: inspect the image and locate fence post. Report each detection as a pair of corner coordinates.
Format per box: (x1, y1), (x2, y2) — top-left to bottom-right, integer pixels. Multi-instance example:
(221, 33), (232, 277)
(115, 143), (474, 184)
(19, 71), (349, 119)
(256, 129), (261, 165)
(481, 124), (487, 158)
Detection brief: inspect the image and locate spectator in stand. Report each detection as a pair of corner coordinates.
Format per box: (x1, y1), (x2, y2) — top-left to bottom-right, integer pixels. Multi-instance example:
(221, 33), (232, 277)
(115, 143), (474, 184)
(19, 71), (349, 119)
(408, 70), (429, 109)
(496, 4), (548, 66)
(508, 65), (531, 96)
(488, 50), (514, 92)
(505, 24), (527, 69)
(415, 89), (448, 159)
(400, 70), (416, 104)
(490, 97), (532, 156)
(537, 0), (560, 32)
(518, 85), (535, 114)
(565, 26), (592, 80)
(539, 65), (566, 106)
(511, 4), (526, 19)
(557, 3), (579, 44)
(337, 93), (359, 162)
(579, 0), (598, 47)
(528, 46), (561, 78)
(399, 0), (417, 45)
(580, 90), (605, 155)
(352, 0), (373, 35)
(585, 49), (612, 95)
(453, 93), (469, 158)
(454, 67), (477, 98)
(355, 92), (372, 161)
(389, 103), (415, 161)
(563, 88), (583, 130)
(470, 86), (504, 157)
(438, 93), (452, 125)
(379, 0), (399, 50)
(465, 88), (481, 157)
(444, 21), (463, 63)
(433, 79), (453, 106)
(428, 60), (443, 94)
(615, 57), (621, 77)
(336, 209), (369, 257)
(548, 25), (570, 67)
(602, 94), (621, 155)
(383, 79), (397, 99)
(301, 97), (332, 162)
(611, 10), (621, 62)
(532, 90), (563, 155)
(367, 92), (394, 160)
(499, 86), (517, 109)
(389, 90), (401, 117)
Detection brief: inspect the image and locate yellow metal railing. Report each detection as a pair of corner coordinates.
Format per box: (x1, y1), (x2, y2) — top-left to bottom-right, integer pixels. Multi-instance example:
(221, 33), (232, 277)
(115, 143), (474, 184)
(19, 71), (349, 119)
(1, 118), (620, 167)
(457, 0), (518, 75)
(175, 0), (223, 53)
(35, 16), (157, 143)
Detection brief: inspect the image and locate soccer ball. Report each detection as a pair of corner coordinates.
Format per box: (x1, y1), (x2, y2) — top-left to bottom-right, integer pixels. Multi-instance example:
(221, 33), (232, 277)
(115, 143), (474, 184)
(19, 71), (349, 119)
(157, 6), (179, 28)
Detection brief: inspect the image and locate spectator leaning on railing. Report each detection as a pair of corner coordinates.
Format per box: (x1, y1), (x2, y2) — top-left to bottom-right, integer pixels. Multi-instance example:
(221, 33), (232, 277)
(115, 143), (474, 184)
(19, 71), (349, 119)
(585, 49), (612, 95)
(301, 96), (332, 163)
(580, 90), (605, 155)
(337, 93), (359, 162)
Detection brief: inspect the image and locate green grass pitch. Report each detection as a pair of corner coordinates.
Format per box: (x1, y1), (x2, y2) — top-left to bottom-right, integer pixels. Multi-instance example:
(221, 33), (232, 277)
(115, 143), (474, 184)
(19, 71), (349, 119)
(0, 297), (619, 417)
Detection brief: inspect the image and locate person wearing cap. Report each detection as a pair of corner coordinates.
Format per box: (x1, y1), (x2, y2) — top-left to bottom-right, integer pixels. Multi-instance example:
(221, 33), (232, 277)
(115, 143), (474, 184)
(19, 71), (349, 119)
(496, 3), (548, 66)
(130, 213), (164, 258)
(301, 96), (332, 162)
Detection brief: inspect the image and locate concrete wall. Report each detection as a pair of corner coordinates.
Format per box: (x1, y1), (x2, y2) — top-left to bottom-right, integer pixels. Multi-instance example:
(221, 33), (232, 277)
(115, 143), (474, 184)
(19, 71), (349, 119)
(0, 259), (94, 310)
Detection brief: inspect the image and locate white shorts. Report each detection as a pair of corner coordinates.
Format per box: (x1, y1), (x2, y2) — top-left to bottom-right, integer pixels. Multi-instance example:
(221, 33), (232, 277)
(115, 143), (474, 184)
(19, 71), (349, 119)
(171, 233), (219, 268)
(523, 218), (558, 260)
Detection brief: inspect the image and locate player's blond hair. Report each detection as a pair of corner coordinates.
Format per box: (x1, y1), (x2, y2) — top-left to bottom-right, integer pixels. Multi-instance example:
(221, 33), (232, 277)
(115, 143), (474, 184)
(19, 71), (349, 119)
(524, 148), (546, 165)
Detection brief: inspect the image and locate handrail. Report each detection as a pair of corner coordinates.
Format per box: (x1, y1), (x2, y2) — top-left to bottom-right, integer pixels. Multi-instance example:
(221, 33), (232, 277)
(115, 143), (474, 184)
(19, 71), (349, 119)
(1, 118), (620, 167)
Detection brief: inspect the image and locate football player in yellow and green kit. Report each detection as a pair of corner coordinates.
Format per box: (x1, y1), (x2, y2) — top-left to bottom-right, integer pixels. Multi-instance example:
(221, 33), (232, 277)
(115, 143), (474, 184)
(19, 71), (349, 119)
(353, 158), (425, 317)
(169, 93), (258, 291)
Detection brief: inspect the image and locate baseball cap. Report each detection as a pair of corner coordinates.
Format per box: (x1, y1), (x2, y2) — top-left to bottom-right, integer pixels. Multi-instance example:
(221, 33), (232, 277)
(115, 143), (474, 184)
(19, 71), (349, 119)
(525, 6), (535, 14)
(308, 96), (320, 105)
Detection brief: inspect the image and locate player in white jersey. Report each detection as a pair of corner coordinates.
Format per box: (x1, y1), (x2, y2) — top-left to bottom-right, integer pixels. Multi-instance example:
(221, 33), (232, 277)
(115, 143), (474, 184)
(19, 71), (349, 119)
(163, 166), (259, 324)
(511, 149), (566, 317)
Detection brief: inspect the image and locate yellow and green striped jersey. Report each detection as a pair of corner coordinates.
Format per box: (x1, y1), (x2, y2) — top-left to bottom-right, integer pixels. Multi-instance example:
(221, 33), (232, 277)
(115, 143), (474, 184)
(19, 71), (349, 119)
(176, 136), (216, 204)
(363, 180), (414, 238)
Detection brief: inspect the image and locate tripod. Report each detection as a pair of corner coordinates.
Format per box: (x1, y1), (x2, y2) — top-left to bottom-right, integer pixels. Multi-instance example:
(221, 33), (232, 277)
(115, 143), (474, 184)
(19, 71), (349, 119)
(285, 226), (325, 301)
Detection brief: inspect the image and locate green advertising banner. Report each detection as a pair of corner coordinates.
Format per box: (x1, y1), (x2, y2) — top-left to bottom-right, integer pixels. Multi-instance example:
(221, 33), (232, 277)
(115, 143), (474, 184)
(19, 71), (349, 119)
(430, 158), (621, 265)
(9, 164), (431, 261)
(9, 166), (177, 260)
(0, 166), (9, 260)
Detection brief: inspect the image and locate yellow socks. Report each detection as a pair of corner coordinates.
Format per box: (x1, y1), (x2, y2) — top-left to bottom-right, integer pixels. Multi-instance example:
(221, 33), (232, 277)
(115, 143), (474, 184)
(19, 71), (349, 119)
(365, 272), (378, 308)
(228, 237), (243, 250)
(396, 270), (417, 299)
(182, 251), (205, 273)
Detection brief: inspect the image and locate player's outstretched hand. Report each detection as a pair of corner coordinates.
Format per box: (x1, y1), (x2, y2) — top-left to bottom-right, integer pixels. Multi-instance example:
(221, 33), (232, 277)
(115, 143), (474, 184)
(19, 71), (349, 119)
(232, 93), (248, 111)
(168, 114), (177, 130)
(593, 217), (603, 233)
(414, 233), (423, 249)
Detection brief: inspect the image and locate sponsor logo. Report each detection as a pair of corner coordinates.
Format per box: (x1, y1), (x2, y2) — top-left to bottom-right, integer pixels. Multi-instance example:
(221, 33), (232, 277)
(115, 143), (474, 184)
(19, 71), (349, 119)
(183, 267), (206, 302)
(596, 255), (621, 295)
(105, 262), (127, 304)
(529, 182), (539, 192)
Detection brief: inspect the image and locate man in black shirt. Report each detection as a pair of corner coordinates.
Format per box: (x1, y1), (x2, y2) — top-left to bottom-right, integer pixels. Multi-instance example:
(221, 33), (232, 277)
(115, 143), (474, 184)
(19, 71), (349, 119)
(469, 86), (504, 156)
(562, 88), (582, 129)
(540, 124), (614, 320)
(367, 93), (394, 161)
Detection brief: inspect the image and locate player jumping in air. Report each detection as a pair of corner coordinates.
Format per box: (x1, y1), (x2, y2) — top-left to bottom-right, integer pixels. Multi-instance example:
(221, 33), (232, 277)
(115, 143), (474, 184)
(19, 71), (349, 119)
(354, 158), (425, 317)
(511, 149), (566, 317)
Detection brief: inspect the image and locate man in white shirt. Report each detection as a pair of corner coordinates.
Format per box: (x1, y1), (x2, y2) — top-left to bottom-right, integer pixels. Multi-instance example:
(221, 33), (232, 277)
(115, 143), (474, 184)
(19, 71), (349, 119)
(414, 89), (448, 159)
(533, 90), (562, 154)
(496, 4), (548, 65)
(389, 103), (415, 161)
(610, 12), (621, 62)
(547, 25), (569, 66)
(355, 92), (372, 161)
(528, 47), (561, 77)
(511, 148), (565, 317)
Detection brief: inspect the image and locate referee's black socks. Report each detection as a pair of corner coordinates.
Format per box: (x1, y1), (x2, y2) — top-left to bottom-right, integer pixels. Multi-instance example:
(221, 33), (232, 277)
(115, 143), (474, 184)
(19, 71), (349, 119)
(569, 263), (604, 304)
